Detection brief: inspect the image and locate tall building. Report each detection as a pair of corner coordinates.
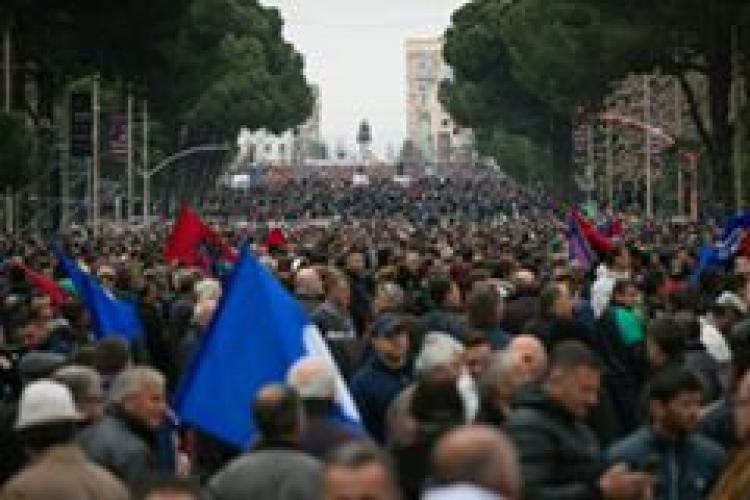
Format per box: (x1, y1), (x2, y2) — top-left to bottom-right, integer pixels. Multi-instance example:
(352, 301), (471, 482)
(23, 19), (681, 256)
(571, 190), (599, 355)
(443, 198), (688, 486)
(405, 37), (473, 165)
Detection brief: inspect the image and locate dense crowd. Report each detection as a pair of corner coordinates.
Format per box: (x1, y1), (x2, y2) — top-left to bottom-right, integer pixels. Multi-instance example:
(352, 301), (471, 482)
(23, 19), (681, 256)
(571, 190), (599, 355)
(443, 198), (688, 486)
(0, 169), (748, 499)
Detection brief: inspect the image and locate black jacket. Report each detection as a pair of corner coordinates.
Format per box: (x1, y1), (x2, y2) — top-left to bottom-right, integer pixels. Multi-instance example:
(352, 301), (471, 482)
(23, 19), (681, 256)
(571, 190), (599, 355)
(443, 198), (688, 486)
(606, 427), (725, 500)
(505, 386), (604, 500)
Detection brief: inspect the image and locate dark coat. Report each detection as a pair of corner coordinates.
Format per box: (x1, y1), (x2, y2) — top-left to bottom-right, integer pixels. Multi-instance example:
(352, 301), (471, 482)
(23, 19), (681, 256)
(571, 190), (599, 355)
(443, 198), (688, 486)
(700, 398), (736, 451)
(505, 386), (604, 500)
(78, 407), (164, 489)
(298, 400), (362, 459)
(606, 427), (725, 500)
(415, 308), (469, 347)
(350, 356), (412, 444)
(205, 443), (321, 500)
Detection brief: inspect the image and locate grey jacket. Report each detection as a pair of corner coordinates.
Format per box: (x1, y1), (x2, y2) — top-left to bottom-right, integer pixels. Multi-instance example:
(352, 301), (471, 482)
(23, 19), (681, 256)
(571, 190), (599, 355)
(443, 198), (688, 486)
(78, 409), (161, 489)
(205, 448), (322, 500)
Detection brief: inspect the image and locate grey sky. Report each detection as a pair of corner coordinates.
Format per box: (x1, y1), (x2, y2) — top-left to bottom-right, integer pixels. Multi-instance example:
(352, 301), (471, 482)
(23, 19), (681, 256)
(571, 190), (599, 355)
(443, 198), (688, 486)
(260, 0), (467, 158)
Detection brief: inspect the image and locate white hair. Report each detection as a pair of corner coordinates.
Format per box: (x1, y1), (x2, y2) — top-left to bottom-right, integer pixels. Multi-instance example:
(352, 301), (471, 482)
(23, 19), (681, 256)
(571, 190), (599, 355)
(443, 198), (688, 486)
(415, 332), (465, 377)
(195, 278), (222, 301)
(108, 366), (165, 404)
(287, 356), (337, 400)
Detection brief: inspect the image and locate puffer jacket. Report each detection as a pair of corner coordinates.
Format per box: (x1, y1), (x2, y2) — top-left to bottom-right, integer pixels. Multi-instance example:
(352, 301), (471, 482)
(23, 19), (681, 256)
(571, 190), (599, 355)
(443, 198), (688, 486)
(505, 386), (604, 500)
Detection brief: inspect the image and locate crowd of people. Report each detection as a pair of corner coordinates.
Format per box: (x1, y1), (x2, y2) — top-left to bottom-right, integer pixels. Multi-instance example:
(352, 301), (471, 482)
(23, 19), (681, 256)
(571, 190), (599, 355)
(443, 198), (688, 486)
(1, 168), (749, 499)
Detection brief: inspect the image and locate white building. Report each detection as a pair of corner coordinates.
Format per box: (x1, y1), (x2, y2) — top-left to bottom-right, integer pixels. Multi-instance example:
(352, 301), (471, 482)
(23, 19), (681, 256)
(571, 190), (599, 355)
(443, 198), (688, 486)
(405, 38), (474, 164)
(236, 84), (323, 166)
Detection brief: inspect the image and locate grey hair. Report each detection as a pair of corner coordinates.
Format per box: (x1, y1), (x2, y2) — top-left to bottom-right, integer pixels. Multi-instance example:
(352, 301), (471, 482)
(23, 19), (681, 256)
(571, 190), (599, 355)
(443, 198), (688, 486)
(415, 332), (465, 378)
(53, 365), (102, 407)
(377, 282), (405, 307)
(108, 366), (165, 404)
(480, 350), (519, 398)
(287, 356), (337, 400)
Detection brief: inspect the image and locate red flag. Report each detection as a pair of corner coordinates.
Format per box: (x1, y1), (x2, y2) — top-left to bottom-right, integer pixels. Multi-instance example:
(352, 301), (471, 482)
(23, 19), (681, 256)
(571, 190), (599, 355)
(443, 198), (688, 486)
(572, 209), (615, 254)
(164, 206), (237, 266)
(262, 228), (288, 249)
(17, 263), (68, 307)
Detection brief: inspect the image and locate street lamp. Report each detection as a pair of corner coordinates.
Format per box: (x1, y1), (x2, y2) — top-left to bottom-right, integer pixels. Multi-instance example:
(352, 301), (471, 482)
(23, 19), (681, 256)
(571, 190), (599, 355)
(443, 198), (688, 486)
(140, 143), (232, 222)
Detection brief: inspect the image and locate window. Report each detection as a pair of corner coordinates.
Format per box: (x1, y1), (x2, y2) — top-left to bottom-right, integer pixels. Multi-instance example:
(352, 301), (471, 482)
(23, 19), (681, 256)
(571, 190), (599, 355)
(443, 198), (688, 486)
(279, 144), (286, 154)
(265, 144), (272, 153)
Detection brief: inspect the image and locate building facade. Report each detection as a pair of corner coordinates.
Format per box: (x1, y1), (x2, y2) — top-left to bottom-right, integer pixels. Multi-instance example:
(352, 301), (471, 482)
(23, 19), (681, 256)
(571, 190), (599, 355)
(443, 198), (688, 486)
(405, 37), (473, 165)
(236, 84), (324, 166)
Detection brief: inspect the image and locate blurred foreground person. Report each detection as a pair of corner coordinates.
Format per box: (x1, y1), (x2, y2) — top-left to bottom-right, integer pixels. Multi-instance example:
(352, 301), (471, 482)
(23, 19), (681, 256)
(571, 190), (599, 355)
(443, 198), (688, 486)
(322, 441), (401, 500)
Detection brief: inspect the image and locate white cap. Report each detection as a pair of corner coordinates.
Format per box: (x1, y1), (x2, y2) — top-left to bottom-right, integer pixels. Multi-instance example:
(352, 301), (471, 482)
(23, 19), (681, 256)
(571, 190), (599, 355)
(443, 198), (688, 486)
(422, 484), (502, 500)
(15, 380), (82, 430)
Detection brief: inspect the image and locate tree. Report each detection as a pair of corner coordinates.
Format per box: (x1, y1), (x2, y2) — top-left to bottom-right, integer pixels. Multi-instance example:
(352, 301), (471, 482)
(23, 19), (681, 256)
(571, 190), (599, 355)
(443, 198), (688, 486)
(0, 112), (36, 189)
(357, 119), (372, 160)
(147, 0), (313, 149)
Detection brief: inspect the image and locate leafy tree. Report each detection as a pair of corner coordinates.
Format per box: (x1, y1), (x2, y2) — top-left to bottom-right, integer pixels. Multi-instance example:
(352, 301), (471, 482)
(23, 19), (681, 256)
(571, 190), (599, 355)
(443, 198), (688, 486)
(0, 112), (36, 189)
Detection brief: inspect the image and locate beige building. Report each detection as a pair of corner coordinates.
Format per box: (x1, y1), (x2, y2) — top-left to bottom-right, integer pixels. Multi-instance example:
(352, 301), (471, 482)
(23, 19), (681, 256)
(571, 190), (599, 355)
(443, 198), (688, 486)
(405, 37), (473, 164)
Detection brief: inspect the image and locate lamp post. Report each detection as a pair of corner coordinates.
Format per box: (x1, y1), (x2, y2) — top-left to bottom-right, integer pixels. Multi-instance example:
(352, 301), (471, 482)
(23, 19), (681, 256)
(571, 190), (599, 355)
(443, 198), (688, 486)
(141, 144), (232, 222)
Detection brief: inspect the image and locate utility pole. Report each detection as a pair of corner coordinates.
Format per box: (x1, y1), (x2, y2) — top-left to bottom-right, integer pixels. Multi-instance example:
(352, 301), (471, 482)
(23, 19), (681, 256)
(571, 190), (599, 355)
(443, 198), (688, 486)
(127, 92), (134, 220)
(142, 100), (149, 222)
(674, 79), (684, 217)
(4, 24), (12, 233)
(605, 120), (614, 210)
(644, 75), (653, 218)
(733, 24), (745, 213)
(91, 76), (100, 236)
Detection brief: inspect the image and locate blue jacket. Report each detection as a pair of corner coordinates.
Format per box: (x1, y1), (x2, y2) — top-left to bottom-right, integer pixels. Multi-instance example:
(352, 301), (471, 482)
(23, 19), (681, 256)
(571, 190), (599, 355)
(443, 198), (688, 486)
(606, 427), (725, 500)
(349, 356), (412, 443)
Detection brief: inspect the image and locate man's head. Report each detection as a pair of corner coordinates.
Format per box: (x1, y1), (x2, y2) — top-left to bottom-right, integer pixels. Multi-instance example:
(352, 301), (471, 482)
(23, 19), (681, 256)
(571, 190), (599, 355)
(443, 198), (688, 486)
(371, 314), (411, 369)
(15, 380), (82, 453)
(322, 441), (400, 500)
(609, 245), (632, 272)
(645, 316), (687, 370)
(253, 383), (303, 443)
(323, 268), (352, 310)
(415, 332), (465, 381)
(612, 279), (640, 308)
(287, 356), (337, 402)
(109, 366), (167, 428)
(53, 365), (105, 422)
(427, 273), (461, 309)
(540, 283), (575, 320)
(373, 282), (405, 315)
(430, 425), (521, 499)
(462, 332), (492, 379)
(16, 306), (50, 350)
(466, 284), (502, 329)
(480, 350), (528, 418)
(507, 335), (548, 383)
(647, 366), (703, 438)
(295, 267), (325, 299)
(542, 341), (602, 420)
(346, 252), (366, 276)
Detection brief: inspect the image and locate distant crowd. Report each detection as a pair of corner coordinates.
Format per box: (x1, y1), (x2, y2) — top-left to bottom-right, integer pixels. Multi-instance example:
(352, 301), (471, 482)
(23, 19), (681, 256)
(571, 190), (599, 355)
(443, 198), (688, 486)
(1, 167), (749, 499)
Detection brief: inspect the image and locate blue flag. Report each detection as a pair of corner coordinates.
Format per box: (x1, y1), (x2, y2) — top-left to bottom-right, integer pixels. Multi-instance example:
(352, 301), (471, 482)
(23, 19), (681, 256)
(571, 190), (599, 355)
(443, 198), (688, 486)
(173, 246), (361, 448)
(722, 210), (750, 240)
(53, 249), (142, 340)
(690, 228), (744, 284)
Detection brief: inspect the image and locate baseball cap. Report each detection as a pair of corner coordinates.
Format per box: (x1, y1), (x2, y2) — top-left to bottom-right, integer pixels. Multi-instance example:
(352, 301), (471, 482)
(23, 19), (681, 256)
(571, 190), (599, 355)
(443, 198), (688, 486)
(371, 313), (408, 338)
(15, 380), (83, 430)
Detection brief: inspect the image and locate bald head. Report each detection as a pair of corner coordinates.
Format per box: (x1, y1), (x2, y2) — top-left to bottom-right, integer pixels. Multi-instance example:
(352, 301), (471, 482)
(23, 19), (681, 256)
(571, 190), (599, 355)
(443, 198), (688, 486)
(287, 356), (337, 400)
(508, 335), (548, 382)
(252, 383), (302, 441)
(511, 269), (536, 288)
(431, 425), (521, 498)
(295, 267), (324, 298)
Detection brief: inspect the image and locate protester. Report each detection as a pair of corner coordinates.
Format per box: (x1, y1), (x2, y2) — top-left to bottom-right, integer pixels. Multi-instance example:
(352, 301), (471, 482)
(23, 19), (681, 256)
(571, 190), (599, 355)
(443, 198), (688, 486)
(322, 441), (401, 500)
(205, 384), (322, 500)
(2, 380), (129, 499)
(78, 366), (170, 488)
(287, 355), (361, 458)
(607, 365), (725, 499)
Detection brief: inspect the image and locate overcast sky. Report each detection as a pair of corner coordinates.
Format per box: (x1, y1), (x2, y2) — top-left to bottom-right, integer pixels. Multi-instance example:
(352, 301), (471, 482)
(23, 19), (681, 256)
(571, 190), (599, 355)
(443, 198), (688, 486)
(259, 0), (467, 157)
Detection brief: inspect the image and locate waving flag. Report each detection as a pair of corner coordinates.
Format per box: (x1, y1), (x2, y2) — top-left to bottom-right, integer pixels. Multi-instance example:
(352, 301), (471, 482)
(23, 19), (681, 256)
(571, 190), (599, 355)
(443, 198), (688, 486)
(16, 263), (68, 307)
(174, 246), (361, 448)
(164, 206), (237, 268)
(572, 209), (615, 254)
(53, 248), (142, 340)
(691, 227), (745, 283)
(566, 214), (594, 268)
